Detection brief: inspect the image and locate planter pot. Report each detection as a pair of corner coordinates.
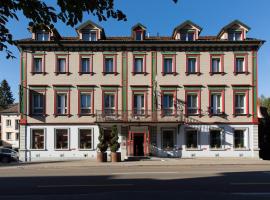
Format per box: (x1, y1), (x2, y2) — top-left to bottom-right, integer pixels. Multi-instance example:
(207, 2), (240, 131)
(111, 152), (121, 162)
(97, 152), (107, 162)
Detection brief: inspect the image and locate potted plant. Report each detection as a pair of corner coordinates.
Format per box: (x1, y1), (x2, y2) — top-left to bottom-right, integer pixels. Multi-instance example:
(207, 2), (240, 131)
(97, 126), (108, 162)
(110, 125), (121, 162)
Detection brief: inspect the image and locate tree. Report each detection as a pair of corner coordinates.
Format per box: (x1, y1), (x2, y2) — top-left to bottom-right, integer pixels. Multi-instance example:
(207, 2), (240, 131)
(260, 95), (270, 115)
(97, 126), (108, 153)
(110, 125), (120, 152)
(0, 79), (14, 110)
(0, 0), (178, 59)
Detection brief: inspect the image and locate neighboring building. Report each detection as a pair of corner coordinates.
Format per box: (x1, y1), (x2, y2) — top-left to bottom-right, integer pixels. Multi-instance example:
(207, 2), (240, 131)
(17, 20), (264, 161)
(0, 104), (20, 149)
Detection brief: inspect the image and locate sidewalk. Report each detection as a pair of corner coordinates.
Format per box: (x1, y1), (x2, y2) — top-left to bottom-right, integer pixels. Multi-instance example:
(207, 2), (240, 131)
(1, 157), (270, 168)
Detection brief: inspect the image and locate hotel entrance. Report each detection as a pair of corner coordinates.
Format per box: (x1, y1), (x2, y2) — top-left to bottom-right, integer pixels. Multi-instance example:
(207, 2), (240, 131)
(127, 128), (150, 156)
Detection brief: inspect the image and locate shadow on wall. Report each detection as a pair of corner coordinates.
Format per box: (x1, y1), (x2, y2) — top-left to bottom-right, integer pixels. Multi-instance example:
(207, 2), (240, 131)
(259, 107), (270, 160)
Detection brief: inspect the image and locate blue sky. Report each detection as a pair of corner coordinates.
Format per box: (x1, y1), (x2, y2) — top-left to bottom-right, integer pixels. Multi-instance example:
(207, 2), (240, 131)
(0, 0), (269, 102)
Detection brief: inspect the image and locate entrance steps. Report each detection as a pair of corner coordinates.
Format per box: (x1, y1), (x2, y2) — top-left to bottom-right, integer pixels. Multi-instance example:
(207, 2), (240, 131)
(124, 156), (150, 161)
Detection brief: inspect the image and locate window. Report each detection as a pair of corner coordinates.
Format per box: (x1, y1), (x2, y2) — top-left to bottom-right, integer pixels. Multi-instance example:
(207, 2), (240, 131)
(80, 93), (92, 114)
(187, 58), (197, 73)
(81, 58), (90, 73)
(187, 94), (198, 115)
(36, 31), (49, 41)
(55, 129), (69, 149)
(186, 130), (198, 149)
(57, 93), (68, 115)
(31, 129), (45, 149)
(32, 93), (44, 115)
(162, 94), (174, 115)
(133, 94), (145, 115)
(210, 93), (222, 115)
(210, 130), (222, 149)
(163, 58), (173, 74)
(15, 120), (19, 130)
(228, 31), (242, 41)
(104, 93), (115, 115)
(16, 133), (19, 141)
(135, 31), (143, 40)
(33, 58), (42, 73)
(104, 58), (114, 73)
(234, 130), (245, 149)
(6, 120), (11, 127)
(181, 32), (194, 41)
(211, 58), (220, 73)
(235, 93), (246, 114)
(235, 58), (244, 73)
(79, 129), (92, 149)
(82, 30), (97, 41)
(57, 58), (66, 73)
(134, 58), (144, 73)
(162, 130), (174, 150)
(6, 132), (12, 140)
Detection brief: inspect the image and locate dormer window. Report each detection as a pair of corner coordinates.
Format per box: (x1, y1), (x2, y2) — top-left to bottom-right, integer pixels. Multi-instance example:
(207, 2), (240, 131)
(228, 31), (242, 41)
(180, 31), (194, 41)
(36, 31), (49, 41)
(135, 31), (143, 41)
(82, 30), (97, 41)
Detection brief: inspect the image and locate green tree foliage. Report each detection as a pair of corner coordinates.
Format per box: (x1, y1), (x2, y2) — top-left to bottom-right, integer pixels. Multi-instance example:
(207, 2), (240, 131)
(110, 125), (120, 152)
(0, 0), (127, 59)
(0, 79), (14, 110)
(97, 126), (108, 152)
(260, 95), (270, 115)
(0, 0), (178, 59)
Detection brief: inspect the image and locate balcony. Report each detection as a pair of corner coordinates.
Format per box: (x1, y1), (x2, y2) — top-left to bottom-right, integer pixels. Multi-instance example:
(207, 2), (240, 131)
(96, 110), (188, 123)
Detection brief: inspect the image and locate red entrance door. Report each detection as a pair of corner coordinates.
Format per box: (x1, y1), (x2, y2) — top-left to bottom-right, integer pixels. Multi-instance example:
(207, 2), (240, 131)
(127, 131), (150, 156)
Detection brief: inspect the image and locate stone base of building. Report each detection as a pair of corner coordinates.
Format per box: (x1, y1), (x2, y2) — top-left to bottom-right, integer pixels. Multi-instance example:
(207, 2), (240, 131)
(19, 123), (259, 162)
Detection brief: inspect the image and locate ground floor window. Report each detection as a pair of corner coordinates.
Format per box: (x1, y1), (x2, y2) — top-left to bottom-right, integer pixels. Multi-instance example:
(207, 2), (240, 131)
(31, 129), (45, 149)
(234, 130), (245, 149)
(186, 130), (198, 149)
(55, 129), (69, 149)
(210, 130), (222, 149)
(79, 129), (93, 149)
(162, 130), (175, 150)
(6, 132), (12, 140)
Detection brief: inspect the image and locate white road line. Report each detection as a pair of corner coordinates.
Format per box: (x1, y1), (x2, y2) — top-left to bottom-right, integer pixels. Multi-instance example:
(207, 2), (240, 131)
(230, 182), (270, 185)
(37, 183), (133, 188)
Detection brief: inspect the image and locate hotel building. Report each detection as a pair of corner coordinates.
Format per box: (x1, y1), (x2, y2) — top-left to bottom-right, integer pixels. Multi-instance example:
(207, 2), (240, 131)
(17, 20), (264, 161)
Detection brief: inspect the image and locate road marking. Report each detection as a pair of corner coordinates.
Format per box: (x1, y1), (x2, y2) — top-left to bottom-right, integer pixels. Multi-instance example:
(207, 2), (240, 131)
(111, 171), (179, 175)
(37, 183), (133, 188)
(230, 182), (270, 185)
(232, 192), (270, 196)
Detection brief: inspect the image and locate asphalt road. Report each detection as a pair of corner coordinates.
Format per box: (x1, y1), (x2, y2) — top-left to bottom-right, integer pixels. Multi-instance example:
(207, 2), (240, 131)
(0, 163), (270, 200)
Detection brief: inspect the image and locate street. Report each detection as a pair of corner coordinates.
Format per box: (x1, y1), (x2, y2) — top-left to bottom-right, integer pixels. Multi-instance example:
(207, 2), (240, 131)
(0, 160), (270, 200)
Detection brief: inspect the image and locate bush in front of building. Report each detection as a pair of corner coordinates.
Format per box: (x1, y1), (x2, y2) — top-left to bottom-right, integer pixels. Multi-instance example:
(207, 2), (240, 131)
(97, 126), (108, 162)
(110, 125), (121, 162)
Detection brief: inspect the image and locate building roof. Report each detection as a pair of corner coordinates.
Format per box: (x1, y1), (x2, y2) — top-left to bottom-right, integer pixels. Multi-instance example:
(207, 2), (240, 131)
(0, 103), (19, 114)
(217, 20), (251, 38)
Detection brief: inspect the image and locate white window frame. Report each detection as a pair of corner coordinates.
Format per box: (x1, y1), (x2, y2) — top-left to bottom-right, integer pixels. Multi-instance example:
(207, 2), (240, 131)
(6, 119), (11, 127)
(54, 128), (70, 150)
(81, 57), (90, 73)
(187, 93), (198, 114)
(36, 31), (49, 41)
(104, 57), (114, 73)
(161, 128), (176, 150)
(57, 58), (66, 73)
(228, 31), (242, 41)
(32, 93), (44, 115)
(211, 57), (221, 73)
(181, 31), (194, 41)
(236, 57), (245, 72)
(185, 129), (199, 150)
(104, 93), (116, 115)
(163, 57), (173, 73)
(188, 58), (197, 73)
(30, 128), (46, 150)
(133, 93), (145, 115)
(57, 93), (68, 115)
(134, 57), (144, 73)
(209, 129), (224, 149)
(162, 93), (174, 115)
(235, 93), (246, 115)
(78, 128), (94, 150)
(6, 132), (12, 141)
(80, 93), (92, 114)
(82, 30), (97, 41)
(33, 57), (43, 73)
(233, 128), (249, 150)
(210, 93), (222, 115)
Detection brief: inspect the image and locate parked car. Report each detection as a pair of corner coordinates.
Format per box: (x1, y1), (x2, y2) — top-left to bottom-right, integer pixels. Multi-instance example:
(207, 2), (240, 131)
(0, 148), (19, 163)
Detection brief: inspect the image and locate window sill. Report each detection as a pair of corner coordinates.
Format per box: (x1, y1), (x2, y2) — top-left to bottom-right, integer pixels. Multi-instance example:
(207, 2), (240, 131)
(209, 148), (226, 151)
(78, 72), (94, 76)
(54, 114), (71, 117)
(77, 113), (95, 117)
(132, 72), (148, 76)
(30, 114), (47, 117)
(29, 149), (47, 151)
(185, 72), (201, 76)
(55, 72), (71, 76)
(209, 72), (225, 76)
(209, 113), (226, 118)
(186, 113), (201, 117)
(30, 72), (46, 75)
(186, 148), (202, 151)
(161, 72), (177, 76)
(54, 149), (71, 151)
(234, 114), (250, 117)
(102, 72), (118, 76)
(234, 148), (250, 151)
(234, 72), (249, 75)
(78, 149), (95, 151)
